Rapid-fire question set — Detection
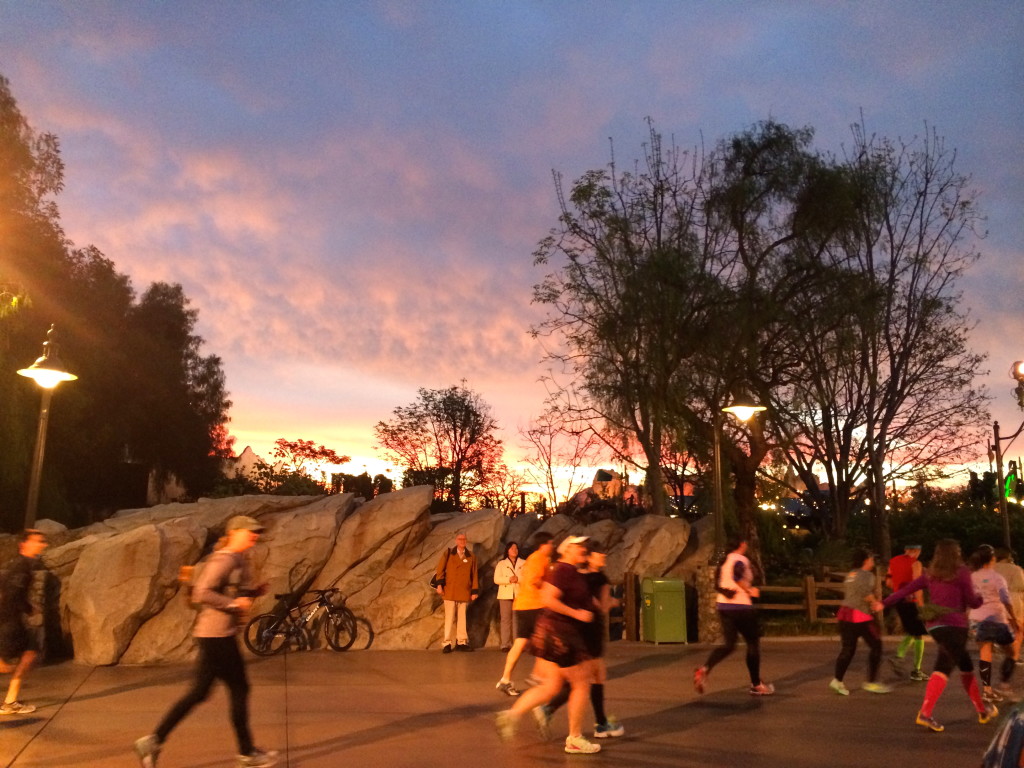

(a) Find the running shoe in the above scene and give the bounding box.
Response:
[909,669,929,682]
[829,678,850,696]
[749,682,775,696]
[983,686,1004,703]
[593,718,625,738]
[564,735,601,754]
[979,703,999,725]
[442,644,453,654]
[237,748,279,768]
[455,643,473,652]
[495,680,521,697]
[495,710,516,742]
[133,735,160,768]
[532,705,552,740]
[693,666,707,695]
[915,712,944,732]
[862,681,893,694]
[0,701,36,715]
[995,683,1018,701]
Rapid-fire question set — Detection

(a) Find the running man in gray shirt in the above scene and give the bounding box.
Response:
[134,516,278,768]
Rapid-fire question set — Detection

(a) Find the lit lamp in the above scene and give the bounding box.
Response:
[17,324,77,528]
[713,397,767,562]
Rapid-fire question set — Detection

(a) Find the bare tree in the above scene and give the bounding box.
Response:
[520,399,604,511]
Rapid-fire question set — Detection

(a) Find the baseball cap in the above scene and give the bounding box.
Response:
[226,515,265,533]
[557,535,590,556]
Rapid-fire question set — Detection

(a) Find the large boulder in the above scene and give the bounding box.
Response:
[120,594,198,664]
[348,508,504,649]
[504,513,541,549]
[604,515,691,585]
[247,494,357,615]
[666,514,715,583]
[62,517,205,665]
[310,486,433,598]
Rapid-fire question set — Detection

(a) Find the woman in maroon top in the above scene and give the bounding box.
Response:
[495,535,601,755]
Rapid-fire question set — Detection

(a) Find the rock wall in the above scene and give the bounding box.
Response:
[0,487,701,665]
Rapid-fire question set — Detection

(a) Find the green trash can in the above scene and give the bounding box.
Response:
[641,577,687,644]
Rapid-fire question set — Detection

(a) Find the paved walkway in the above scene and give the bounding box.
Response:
[0,638,1004,767]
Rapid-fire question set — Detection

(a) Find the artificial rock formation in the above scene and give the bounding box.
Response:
[0,487,697,665]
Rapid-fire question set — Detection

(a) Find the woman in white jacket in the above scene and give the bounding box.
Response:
[494,542,524,652]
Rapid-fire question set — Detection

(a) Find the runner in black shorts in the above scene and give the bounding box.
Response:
[0,529,48,716]
[495,535,602,755]
[542,543,624,738]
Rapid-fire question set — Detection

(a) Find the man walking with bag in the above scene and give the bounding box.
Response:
[134,515,276,768]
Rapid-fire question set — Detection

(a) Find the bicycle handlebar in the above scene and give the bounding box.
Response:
[272,588,342,601]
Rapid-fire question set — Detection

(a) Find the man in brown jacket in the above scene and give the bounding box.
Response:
[435,533,479,652]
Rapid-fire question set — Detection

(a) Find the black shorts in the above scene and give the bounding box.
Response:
[514,608,541,640]
[581,615,605,659]
[0,621,33,660]
[894,602,927,637]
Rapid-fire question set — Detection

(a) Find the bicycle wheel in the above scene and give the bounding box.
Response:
[324,607,358,651]
[245,613,291,656]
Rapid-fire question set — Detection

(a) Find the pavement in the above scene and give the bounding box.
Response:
[0,637,1006,768]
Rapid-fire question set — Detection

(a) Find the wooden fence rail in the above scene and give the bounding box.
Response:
[758,574,848,623]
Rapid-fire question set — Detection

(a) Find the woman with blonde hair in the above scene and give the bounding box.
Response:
[882,538,991,733]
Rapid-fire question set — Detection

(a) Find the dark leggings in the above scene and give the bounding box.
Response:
[834,620,881,682]
[929,625,974,676]
[155,636,253,754]
[704,608,761,686]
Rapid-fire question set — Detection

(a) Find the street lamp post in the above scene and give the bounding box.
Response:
[700,396,767,644]
[991,361,1024,550]
[17,325,77,528]
[712,398,767,562]
[993,420,1023,550]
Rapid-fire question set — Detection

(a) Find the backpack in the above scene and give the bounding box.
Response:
[430,550,451,589]
[179,552,241,609]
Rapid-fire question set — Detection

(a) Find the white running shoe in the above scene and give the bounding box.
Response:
[565,735,601,754]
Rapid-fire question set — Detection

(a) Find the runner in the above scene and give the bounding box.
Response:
[881,538,994,733]
[693,538,774,696]
[495,535,601,755]
[829,548,891,695]
[0,529,48,715]
[540,543,624,738]
[969,545,1018,702]
[886,543,928,681]
[495,532,554,697]
[134,516,277,768]
[992,548,1024,667]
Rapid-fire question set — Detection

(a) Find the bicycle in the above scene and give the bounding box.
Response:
[244,588,364,656]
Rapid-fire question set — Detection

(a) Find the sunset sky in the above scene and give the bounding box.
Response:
[1,2,1021,483]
